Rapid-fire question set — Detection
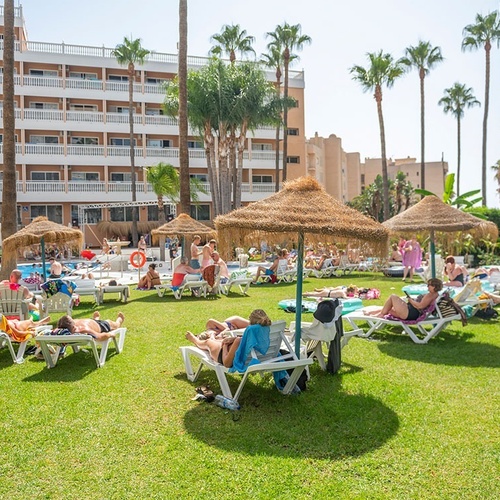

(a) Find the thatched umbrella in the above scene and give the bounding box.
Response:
[2,216,83,280]
[151,213,216,258]
[382,196,499,277]
[97,221,161,240]
[215,177,390,356]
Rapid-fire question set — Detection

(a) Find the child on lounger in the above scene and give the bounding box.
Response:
[365,278,442,319]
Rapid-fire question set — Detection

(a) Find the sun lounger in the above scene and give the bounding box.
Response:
[97,285,130,305]
[179,320,313,402]
[156,275,208,299]
[35,327,127,368]
[344,300,460,344]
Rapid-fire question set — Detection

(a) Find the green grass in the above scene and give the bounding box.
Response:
[1,272,499,499]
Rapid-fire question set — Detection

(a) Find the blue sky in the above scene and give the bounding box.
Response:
[17,0,500,207]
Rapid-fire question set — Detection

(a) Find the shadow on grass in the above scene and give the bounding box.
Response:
[181,364,398,460]
[377,328,500,368]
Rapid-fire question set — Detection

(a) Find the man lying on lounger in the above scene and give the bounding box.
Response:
[56,312,125,341]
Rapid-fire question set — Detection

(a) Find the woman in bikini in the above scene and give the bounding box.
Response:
[185,310,271,367]
[365,278,442,319]
[137,263,161,290]
[204,316,251,338]
[444,256,468,287]
[303,286,347,299]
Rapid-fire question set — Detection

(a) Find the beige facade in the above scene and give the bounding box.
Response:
[306,133,447,201]
[0,5,308,245]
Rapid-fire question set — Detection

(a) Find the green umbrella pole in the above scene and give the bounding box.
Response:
[41,237,46,281]
[294,232,304,358]
[430,229,436,279]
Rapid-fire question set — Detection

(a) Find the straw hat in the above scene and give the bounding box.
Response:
[215,177,389,258]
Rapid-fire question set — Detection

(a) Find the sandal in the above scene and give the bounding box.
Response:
[195,385,215,403]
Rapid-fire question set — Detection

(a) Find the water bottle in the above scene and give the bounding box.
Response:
[214,394,240,411]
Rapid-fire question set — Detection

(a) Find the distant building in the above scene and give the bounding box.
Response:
[306,133,448,201]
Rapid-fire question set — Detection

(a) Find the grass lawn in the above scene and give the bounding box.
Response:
[1,272,499,499]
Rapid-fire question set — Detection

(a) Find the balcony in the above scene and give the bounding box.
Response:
[0,143,282,169]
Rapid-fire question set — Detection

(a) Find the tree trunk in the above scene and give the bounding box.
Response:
[274,73,282,192]
[203,124,220,217]
[218,130,230,214]
[457,115,461,197]
[0,0,18,280]
[235,123,248,208]
[419,69,425,192]
[229,128,237,209]
[481,42,490,206]
[282,50,290,181]
[128,63,138,247]
[178,0,191,213]
[375,85,390,220]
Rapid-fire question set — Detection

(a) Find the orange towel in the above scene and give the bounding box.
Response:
[0,315,33,342]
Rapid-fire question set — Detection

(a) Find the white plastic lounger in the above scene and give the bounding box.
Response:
[35,327,127,368]
[219,276,253,296]
[344,302,460,344]
[180,320,313,402]
[97,285,130,305]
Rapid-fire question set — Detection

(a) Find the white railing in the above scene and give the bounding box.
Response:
[24,143,64,155]
[66,145,105,156]
[23,181,66,192]
[106,112,142,125]
[66,110,104,123]
[23,109,64,121]
[68,182,106,193]
[21,75,63,88]
[0,108,22,118]
[65,78,104,91]
[144,115,177,126]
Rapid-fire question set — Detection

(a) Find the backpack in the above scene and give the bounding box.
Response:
[437,291,468,326]
[475,306,499,320]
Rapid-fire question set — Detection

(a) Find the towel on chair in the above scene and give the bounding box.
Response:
[229,324,270,373]
[0,314,34,342]
[41,279,77,298]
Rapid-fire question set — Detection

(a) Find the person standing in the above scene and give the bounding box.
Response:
[402,237,422,282]
[201,239,216,270]
[138,236,147,254]
[190,235,202,270]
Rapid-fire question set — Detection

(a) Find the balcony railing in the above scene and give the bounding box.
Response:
[0,143,282,161]
[6,180,278,195]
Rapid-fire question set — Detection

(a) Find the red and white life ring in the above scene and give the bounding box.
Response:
[129,251,147,268]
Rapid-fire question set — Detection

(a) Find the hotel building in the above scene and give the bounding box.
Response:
[0,4,307,246]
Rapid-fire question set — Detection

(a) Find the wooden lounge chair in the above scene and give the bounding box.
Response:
[179,320,313,402]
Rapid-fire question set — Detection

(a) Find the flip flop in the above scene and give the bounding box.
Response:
[195,385,215,403]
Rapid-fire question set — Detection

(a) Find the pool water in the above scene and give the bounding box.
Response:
[17,262,81,279]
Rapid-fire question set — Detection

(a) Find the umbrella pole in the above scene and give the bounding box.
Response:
[294,232,304,358]
[430,229,436,279]
[41,237,46,281]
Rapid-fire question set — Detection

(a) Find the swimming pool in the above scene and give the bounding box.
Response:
[17,261,82,279]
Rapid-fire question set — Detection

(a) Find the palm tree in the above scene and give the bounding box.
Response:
[438,83,480,196]
[400,41,444,192]
[491,160,500,196]
[266,23,311,182]
[462,11,500,206]
[210,24,256,63]
[262,43,284,192]
[112,37,150,247]
[178,0,190,215]
[0,0,17,280]
[350,51,404,220]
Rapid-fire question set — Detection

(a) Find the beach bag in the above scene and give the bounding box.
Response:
[475,306,498,320]
[437,292,467,326]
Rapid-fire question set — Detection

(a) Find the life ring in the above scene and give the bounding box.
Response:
[130,251,147,268]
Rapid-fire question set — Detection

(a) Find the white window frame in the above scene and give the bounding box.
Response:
[71,172,99,182]
[68,72,98,80]
[69,104,98,112]
[110,137,136,146]
[30,171,60,182]
[29,102,59,110]
[30,205,63,224]
[29,69,58,77]
[30,135,59,144]
[70,137,99,145]
[252,143,273,151]
[108,75,128,82]
[252,175,273,184]
[147,139,171,148]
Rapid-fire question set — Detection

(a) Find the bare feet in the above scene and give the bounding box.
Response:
[185,331,197,343]
[117,312,125,322]
[93,311,101,320]
[37,316,51,326]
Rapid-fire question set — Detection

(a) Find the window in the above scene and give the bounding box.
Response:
[147,139,171,148]
[252,143,272,151]
[69,72,97,80]
[110,138,136,146]
[286,128,299,136]
[145,108,164,115]
[148,204,174,221]
[31,172,60,181]
[187,141,203,149]
[69,104,98,112]
[252,175,273,183]
[70,137,98,145]
[110,172,134,182]
[190,174,208,183]
[110,207,133,222]
[29,69,58,77]
[361,174,365,185]
[109,106,132,113]
[71,205,102,225]
[416,171,419,176]
[0,134,19,143]
[29,102,58,110]
[30,205,63,224]
[108,75,129,82]
[191,204,210,221]
[146,77,167,84]
[71,172,99,182]
[287,156,300,164]
[30,135,59,144]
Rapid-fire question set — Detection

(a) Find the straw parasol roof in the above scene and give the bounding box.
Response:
[215,176,389,258]
[151,213,216,243]
[2,216,83,252]
[382,195,498,239]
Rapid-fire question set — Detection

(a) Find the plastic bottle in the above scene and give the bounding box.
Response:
[214,394,240,411]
